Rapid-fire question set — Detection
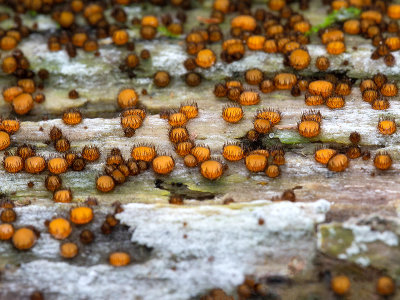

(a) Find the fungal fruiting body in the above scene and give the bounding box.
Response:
[245,154,267,172]
[222,104,243,123]
[331,276,351,296]
[25,156,46,174]
[12,227,37,250]
[256,109,281,125]
[117,89,138,109]
[109,252,131,267]
[298,120,321,138]
[48,158,68,174]
[131,145,156,162]
[328,154,349,172]
[374,152,392,170]
[3,156,23,173]
[378,118,396,135]
[200,160,223,180]
[48,218,72,240]
[70,207,93,225]
[191,146,211,163]
[152,155,175,175]
[60,242,79,259]
[53,189,73,203]
[376,276,395,296]
[222,144,244,161]
[96,175,115,192]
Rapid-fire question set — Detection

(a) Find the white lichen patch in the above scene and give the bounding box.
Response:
[0,200,330,300]
[319,218,399,268]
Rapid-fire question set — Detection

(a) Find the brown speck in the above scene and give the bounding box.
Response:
[68,89,79,99]
[27,181,34,188]
[39,127,43,131]
[223,198,234,205]
[258,218,265,225]
[183,234,187,239]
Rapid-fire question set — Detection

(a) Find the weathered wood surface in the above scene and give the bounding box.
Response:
[1,0,400,299]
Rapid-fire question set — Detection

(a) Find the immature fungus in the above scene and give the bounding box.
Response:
[154,71,171,88]
[245,69,263,85]
[222,144,244,161]
[374,152,392,170]
[328,154,349,172]
[305,93,324,106]
[48,158,68,174]
[347,146,361,159]
[12,93,34,115]
[315,148,337,164]
[169,127,189,143]
[109,252,131,267]
[274,73,297,90]
[112,29,129,45]
[378,118,396,135]
[381,83,398,97]
[12,227,37,250]
[298,120,320,138]
[60,242,79,259]
[131,145,156,162]
[362,89,378,103]
[121,115,142,130]
[1,208,16,223]
[3,155,23,173]
[315,56,330,71]
[326,41,346,55]
[70,207,93,225]
[2,86,23,102]
[245,154,267,172]
[62,109,82,125]
[259,79,275,93]
[82,145,100,161]
[96,175,115,192]
[325,95,345,109]
[331,275,351,296]
[200,160,224,180]
[265,164,280,178]
[49,218,72,240]
[152,155,175,175]
[253,119,272,134]
[256,108,281,125]
[222,104,244,123]
[25,156,46,174]
[231,15,257,31]
[376,276,395,296]
[175,141,194,157]
[169,112,188,127]
[45,175,62,192]
[53,189,73,203]
[308,80,333,98]
[55,138,71,153]
[184,154,198,167]
[289,48,310,70]
[191,145,211,162]
[50,126,62,141]
[117,88,138,109]
[0,223,14,240]
[179,102,198,119]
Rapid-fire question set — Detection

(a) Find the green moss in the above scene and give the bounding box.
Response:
[319,224,354,256]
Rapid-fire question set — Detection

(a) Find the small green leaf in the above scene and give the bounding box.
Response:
[305,7,361,36]
[157,26,181,39]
